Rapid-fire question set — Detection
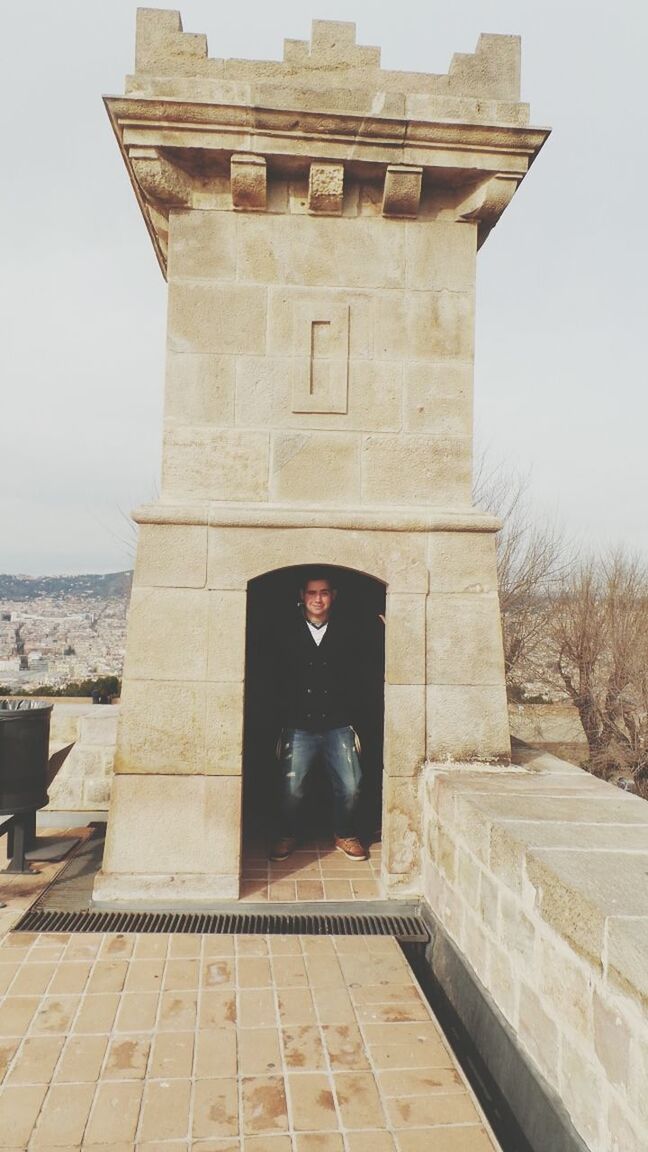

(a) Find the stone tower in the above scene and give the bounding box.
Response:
[94,10,548,905]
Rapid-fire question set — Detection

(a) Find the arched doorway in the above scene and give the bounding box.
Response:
[242,565,386,856]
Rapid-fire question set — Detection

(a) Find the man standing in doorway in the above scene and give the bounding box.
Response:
[269,569,368,862]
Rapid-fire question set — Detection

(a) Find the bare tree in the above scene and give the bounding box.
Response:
[473,458,567,696]
[549,552,648,797]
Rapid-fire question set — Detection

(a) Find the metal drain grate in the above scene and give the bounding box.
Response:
[12,907,429,942]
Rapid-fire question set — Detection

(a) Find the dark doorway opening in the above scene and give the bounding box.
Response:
[243,566,386,850]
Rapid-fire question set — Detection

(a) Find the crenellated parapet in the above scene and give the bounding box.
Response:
[106,10,548,273]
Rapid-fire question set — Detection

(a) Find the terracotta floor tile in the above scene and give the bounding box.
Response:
[48,962,92,995]
[237,957,273,988]
[64,936,102,961]
[193,1077,239,1139]
[269,882,297,902]
[0,962,21,994]
[114,992,159,1033]
[295,1134,345,1151]
[356,1003,431,1024]
[237,1027,281,1076]
[310,987,356,1025]
[86,959,129,995]
[169,934,202,959]
[286,1072,337,1132]
[104,1035,151,1079]
[72,993,120,1035]
[5,1035,64,1084]
[83,1079,143,1144]
[132,934,169,959]
[277,988,318,1027]
[395,1126,498,1151]
[377,1068,464,1096]
[346,1134,397,1151]
[163,959,200,990]
[296,881,325,901]
[100,933,134,959]
[203,937,236,958]
[321,1024,369,1071]
[149,1031,194,1079]
[350,986,421,1006]
[123,959,165,992]
[8,963,56,996]
[194,1029,237,1080]
[0,1037,18,1081]
[271,955,308,988]
[350,878,381,899]
[138,1078,191,1142]
[31,995,81,1035]
[202,959,235,988]
[0,1082,47,1146]
[303,956,344,989]
[385,1092,482,1128]
[158,990,198,1031]
[333,1070,386,1129]
[300,937,336,956]
[322,880,353,900]
[54,1034,108,1083]
[244,1136,292,1151]
[282,1024,326,1071]
[199,990,236,1030]
[140,1143,189,1152]
[30,1081,95,1146]
[268,936,303,957]
[236,938,269,957]
[240,881,268,901]
[238,989,276,1029]
[241,1074,289,1135]
[0,995,41,1036]
[190,1137,240,1150]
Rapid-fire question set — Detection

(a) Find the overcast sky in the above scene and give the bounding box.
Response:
[1,1,645,574]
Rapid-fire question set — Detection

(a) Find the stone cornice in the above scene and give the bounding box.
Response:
[132,502,503,534]
[105,94,549,275]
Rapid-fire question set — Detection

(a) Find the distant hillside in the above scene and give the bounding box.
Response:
[0,571,133,601]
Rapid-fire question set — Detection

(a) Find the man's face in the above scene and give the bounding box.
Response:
[301,579,335,624]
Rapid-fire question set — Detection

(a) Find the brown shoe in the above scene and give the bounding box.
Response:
[335,836,368,861]
[269,837,296,861]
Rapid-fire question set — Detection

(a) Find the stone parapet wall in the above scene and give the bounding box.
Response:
[422,746,648,1152]
[46,703,117,812]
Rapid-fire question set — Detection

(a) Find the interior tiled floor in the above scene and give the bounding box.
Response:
[0,928,502,1151]
[240,839,384,903]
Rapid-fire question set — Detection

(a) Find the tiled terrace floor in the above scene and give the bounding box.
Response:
[240,840,384,903]
[0,832,502,1151]
[0,928,502,1151]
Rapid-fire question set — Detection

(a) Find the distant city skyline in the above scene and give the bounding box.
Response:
[1,1,646,574]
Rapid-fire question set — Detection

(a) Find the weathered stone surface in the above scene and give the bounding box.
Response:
[162,426,269,501]
[426,684,510,760]
[165,353,236,427]
[204,682,244,774]
[134,523,208,589]
[168,283,266,355]
[403,362,472,435]
[168,210,236,281]
[383,684,426,778]
[115,680,206,776]
[362,434,471,506]
[207,526,429,592]
[271,432,361,503]
[607,917,648,1007]
[99,773,241,877]
[122,588,209,682]
[207,591,246,682]
[374,291,474,361]
[427,532,499,594]
[308,162,344,215]
[231,153,267,210]
[405,220,476,291]
[426,594,506,685]
[382,165,422,218]
[385,594,426,684]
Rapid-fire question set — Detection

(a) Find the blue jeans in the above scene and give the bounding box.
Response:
[277,726,362,839]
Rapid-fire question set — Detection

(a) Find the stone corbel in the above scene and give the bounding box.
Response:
[457,174,519,244]
[130,149,193,208]
[382,165,423,218]
[231,154,267,211]
[308,163,344,215]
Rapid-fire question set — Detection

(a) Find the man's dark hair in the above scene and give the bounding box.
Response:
[299,567,337,591]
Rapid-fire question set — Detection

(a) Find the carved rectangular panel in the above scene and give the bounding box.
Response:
[292,303,349,414]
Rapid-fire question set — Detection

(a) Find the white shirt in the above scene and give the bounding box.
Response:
[306,620,328,646]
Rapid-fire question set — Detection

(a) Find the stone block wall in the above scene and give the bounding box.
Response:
[46,703,117,811]
[422,747,648,1152]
